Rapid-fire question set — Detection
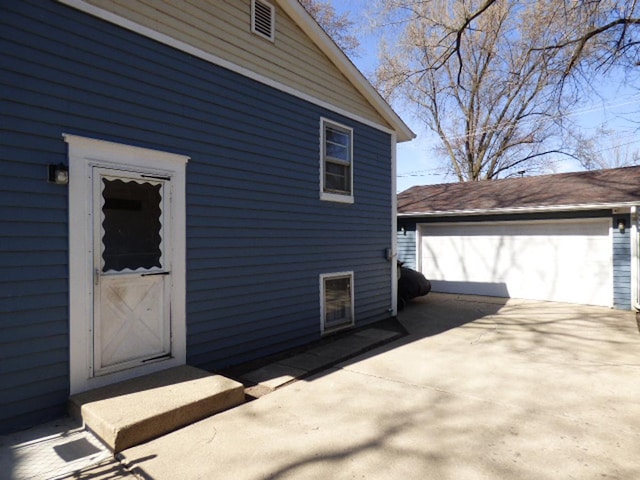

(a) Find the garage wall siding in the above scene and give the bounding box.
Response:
[1,0,393,433]
[398,211,634,309]
[397,222,417,269]
[613,214,631,309]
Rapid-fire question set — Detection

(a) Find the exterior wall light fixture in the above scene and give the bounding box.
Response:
[618,218,626,233]
[48,163,69,185]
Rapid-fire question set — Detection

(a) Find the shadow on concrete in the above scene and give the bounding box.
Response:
[116,292,640,479]
[230,293,640,479]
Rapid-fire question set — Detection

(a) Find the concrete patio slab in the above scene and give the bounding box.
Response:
[119,294,640,480]
[5,294,639,479]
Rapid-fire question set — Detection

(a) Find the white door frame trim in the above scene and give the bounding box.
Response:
[65,134,189,394]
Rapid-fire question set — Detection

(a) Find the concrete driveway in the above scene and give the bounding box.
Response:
[120,293,640,479]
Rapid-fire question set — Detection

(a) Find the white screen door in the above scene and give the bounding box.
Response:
[92,168,172,376]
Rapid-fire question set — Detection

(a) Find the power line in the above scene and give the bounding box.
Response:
[397,171,448,177]
[441,94,640,142]
[397,166,445,175]
[397,131,640,179]
[589,137,640,157]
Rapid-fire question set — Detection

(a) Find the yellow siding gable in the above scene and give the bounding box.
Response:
[76,0,393,131]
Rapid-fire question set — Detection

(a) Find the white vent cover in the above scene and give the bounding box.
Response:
[252,0,275,41]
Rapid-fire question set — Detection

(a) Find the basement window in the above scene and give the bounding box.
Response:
[252,0,275,42]
[320,272,354,333]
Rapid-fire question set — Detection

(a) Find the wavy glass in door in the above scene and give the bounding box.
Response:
[101,178,163,272]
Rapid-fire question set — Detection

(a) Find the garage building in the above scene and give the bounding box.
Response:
[397,166,640,309]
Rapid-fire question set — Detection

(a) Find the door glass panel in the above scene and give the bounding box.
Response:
[102,178,162,272]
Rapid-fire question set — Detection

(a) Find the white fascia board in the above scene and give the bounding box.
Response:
[57,0,414,142]
[398,201,640,218]
[275,0,415,143]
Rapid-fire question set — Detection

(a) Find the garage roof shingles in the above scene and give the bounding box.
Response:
[398,165,640,215]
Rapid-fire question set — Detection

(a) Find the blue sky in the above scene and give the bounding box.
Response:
[326,0,640,192]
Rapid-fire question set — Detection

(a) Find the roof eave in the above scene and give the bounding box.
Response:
[276,0,415,143]
[397,201,640,218]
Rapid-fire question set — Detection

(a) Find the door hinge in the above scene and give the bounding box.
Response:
[141,174,171,181]
[142,353,171,363]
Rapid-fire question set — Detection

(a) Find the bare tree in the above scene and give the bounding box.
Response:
[374,0,640,181]
[576,126,640,170]
[530,0,640,76]
[299,0,360,57]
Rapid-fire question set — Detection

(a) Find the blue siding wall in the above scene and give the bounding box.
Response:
[398,211,633,309]
[613,214,631,309]
[397,222,417,269]
[1,1,393,432]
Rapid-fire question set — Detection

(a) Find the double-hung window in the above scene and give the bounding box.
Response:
[320,272,354,333]
[321,118,354,203]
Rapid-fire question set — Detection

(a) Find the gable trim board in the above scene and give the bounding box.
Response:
[274,1,413,141]
[57,0,414,143]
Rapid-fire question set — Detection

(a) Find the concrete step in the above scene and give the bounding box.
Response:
[69,365,245,453]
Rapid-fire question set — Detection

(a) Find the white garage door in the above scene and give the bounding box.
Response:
[419,219,612,306]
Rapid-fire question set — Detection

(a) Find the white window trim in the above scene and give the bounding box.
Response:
[320,271,355,334]
[65,134,189,394]
[320,118,354,204]
[251,0,275,42]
